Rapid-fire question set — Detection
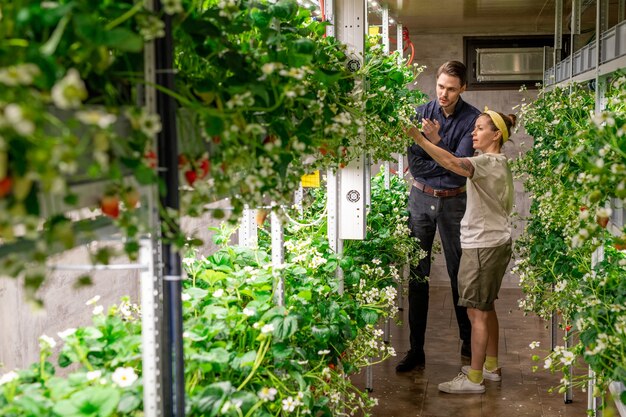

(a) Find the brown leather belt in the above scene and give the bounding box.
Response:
[412,180,466,198]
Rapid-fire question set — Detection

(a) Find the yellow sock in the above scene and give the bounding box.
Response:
[468,369,483,383]
[484,356,498,371]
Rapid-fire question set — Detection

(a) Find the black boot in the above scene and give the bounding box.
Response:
[395,350,425,372]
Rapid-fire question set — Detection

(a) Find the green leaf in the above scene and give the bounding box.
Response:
[360,308,379,325]
[12,394,48,415]
[57,351,74,368]
[296,289,312,301]
[204,114,224,136]
[270,343,294,361]
[117,391,141,414]
[231,350,257,369]
[206,347,230,364]
[271,314,298,341]
[103,28,143,52]
[186,287,209,299]
[311,325,330,342]
[52,387,120,417]
[250,9,271,28]
[270,0,298,19]
[230,391,259,415]
[134,164,156,185]
[198,269,228,286]
[291,38,315,55]
[195,381,235,414]
[74,14,103,45]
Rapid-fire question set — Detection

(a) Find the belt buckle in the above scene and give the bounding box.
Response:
[433,189,445,197]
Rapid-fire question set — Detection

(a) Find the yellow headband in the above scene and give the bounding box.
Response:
[484,107,509,143]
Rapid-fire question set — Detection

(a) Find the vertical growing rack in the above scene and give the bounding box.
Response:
[544,1,626,415]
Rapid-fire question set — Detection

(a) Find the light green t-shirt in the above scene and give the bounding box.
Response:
[460,153,513,248]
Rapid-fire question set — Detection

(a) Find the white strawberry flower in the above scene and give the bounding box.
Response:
[111,367,138,388]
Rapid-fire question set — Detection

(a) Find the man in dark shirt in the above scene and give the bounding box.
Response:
[396,61,480,372]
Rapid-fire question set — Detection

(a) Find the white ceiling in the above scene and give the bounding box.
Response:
[371,0,618,35]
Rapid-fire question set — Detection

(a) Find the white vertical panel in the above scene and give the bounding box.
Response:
[381,6,390,190]
[294,185,304,216]
[325,0,335,37]
[327,169,339,253]
[140,238,159,417]
[336,0,367,240]
[396,23,405,180]
[142,1,161,414]
[339,157,367,240]
[238,206,258,248]
[271,207,284,306]
[382,4,389,54]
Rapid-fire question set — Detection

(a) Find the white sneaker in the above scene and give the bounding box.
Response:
[438,373,485,394]
[461,365,502,382]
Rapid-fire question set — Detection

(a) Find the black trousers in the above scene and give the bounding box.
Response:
[407,187,472,355]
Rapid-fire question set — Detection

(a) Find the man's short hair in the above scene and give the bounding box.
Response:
[436,61,468,87]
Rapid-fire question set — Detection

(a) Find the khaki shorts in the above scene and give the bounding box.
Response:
[458,240,512,311]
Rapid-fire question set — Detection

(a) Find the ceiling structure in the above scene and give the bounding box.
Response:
[371,0,614,36]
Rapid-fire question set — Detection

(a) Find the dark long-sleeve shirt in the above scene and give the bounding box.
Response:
[408,97,480,190]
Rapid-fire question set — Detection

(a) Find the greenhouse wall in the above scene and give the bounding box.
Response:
[0,247,140,372]
[0,207,231,372]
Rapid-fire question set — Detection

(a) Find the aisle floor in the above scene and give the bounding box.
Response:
[352,281,589,417]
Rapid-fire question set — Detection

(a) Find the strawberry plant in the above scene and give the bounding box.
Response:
[512,76,626,396]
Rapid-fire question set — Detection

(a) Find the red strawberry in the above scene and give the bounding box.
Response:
[178,154,188,168]
[144,150,157,169]
[101,195,120,218]
[212,135,221,144]
[199,159,210,179]
[596,215,609,228]
[0,177,12,198]
[185,170,197,186]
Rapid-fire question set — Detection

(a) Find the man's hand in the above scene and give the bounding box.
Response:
[421,118,441,144]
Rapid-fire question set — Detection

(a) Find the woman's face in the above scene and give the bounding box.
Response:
[471,115,501,152]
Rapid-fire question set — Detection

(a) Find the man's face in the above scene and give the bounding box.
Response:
[436,73,465,111]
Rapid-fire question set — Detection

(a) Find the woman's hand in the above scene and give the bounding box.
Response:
[406,125,426,146]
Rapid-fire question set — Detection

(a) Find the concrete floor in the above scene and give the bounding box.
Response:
[352,271,590,417]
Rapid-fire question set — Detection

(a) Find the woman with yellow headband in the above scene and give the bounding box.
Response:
[406,108,516,394]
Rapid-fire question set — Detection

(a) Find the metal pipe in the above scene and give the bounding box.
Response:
[554,0,563,64]
[153,2,185,415]
[47,263,149,271]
